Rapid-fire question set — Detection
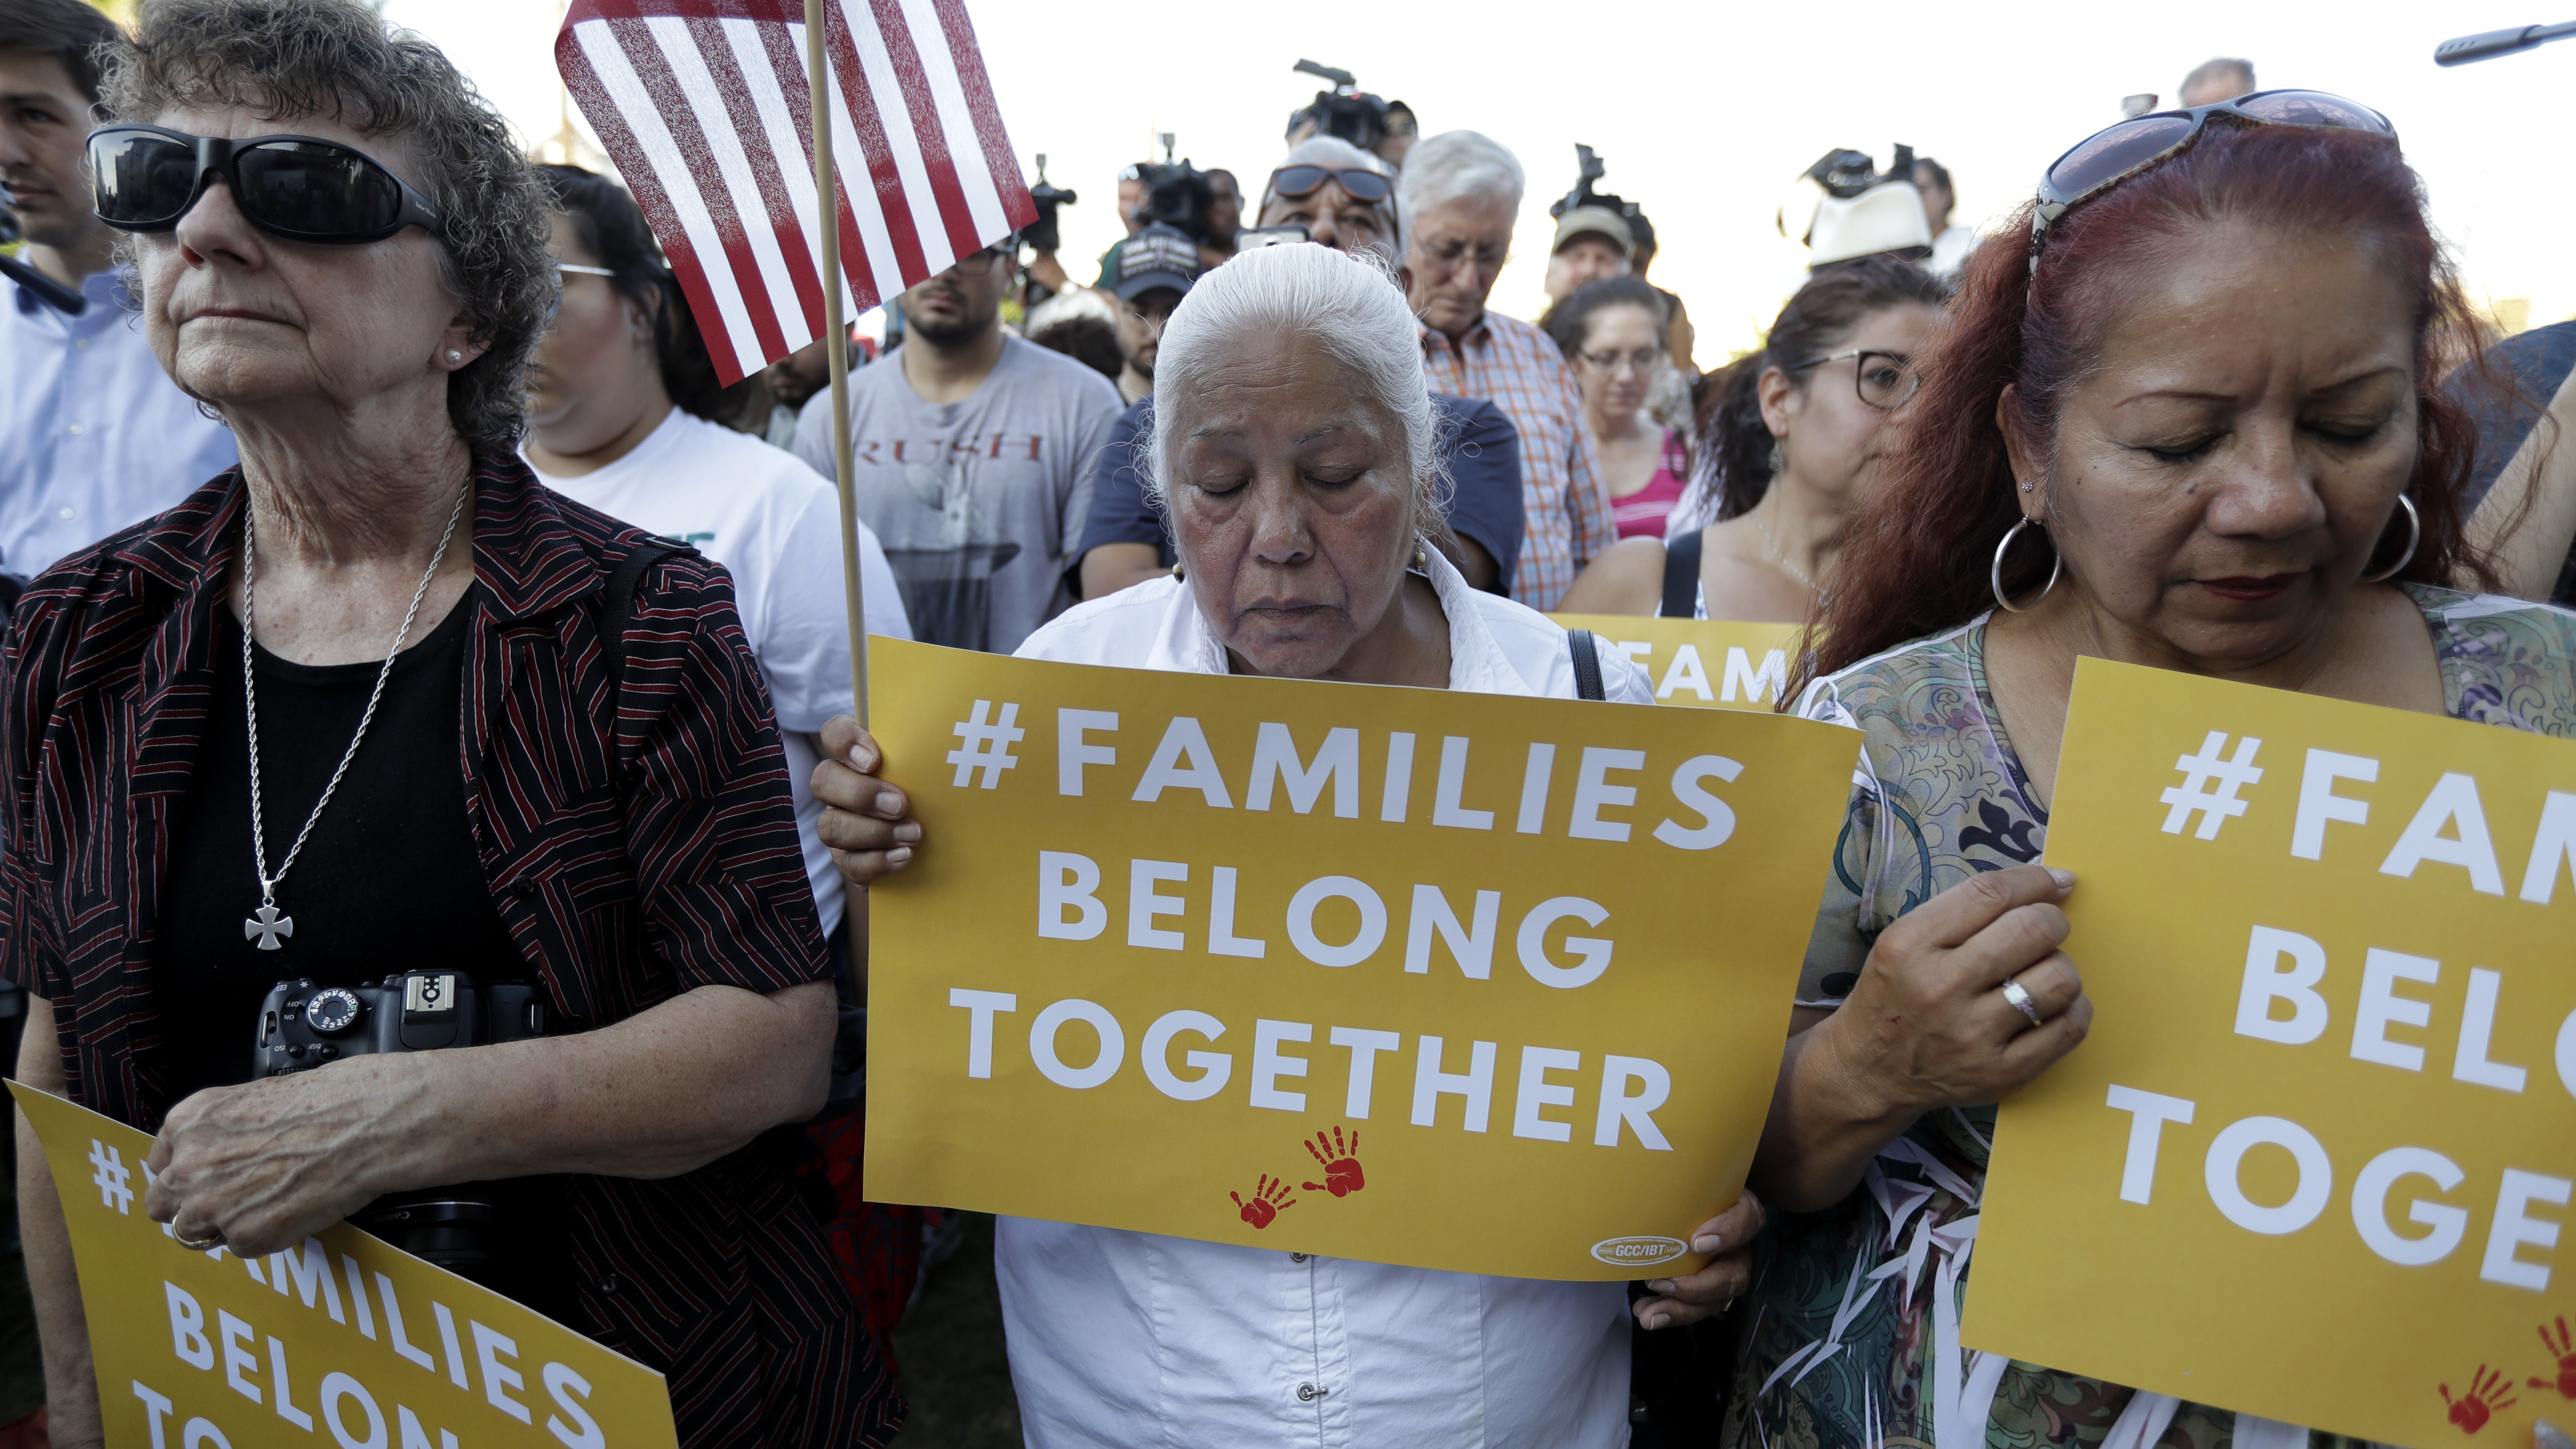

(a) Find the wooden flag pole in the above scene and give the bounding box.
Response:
[805,0,867,727]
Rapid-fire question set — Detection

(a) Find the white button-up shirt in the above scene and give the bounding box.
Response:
[0,272,238,579]
[998,554,1651,1449]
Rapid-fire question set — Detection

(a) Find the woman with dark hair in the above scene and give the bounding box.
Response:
[526,163,910,967]
[4,5,897,1445]
[1546,276,1687,540]
[1719,96,2576,1446]
[1556,257,1947,621]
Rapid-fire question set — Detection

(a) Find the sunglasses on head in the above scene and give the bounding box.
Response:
[1268,165,1392,204]
[88,123,442,245]
[2028,90,2392,274]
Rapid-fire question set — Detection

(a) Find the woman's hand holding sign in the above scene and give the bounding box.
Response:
[1755,864,2094,1213]
[816,716,922,884]
[1632,1189,1767,1329]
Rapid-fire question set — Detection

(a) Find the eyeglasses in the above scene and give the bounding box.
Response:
[1414,236,1510,276]
[88,123,442,244]
[1787,348,1918,410]
[1578,347,1662,375]
[1268,165,1393,203]
[2029,89,2393,273]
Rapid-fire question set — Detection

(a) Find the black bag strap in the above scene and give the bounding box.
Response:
[1567,628,1607,701]
[600,538,688,690]
[1659,527,1704,619]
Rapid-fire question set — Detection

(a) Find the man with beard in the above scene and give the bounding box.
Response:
[0,0,237,585]
[793,241,1122,652]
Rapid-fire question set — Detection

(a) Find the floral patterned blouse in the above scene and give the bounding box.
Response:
[1727,584,2576,1449]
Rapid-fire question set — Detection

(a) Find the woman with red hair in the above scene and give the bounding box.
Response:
[1668,96,2576,1445]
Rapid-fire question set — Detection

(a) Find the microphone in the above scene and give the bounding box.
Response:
[0,182,87,316]
[2435,19,2576,64]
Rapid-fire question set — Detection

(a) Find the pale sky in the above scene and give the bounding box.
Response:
[384,0,2573,360]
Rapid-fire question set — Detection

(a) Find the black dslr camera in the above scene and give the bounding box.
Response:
[1288,61,1406,155]
[257,972,549,1280]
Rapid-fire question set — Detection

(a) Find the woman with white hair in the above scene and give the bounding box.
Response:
[814,242,1763,1445]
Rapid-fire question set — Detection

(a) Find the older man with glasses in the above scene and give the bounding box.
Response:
[792,236,1123,653]
[1401,131,1616,612]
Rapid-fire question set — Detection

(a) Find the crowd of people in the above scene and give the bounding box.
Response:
[0,0,2572,1445]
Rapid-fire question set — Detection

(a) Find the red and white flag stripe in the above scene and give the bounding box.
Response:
[556,0,1034,385]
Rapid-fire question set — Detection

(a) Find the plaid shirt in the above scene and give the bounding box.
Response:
[0,457,898,1448]
[1419,311,1614,610]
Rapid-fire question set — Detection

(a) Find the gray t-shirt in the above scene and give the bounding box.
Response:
[794,332,1123,652]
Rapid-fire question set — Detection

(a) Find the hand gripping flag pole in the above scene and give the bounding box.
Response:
[556,0,1038,727]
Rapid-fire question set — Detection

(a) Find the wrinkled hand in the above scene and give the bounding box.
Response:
[812,715,921,887]
[1633,1190,1766,1330]
[1820,864,2092,1122]
[145,1059,413,1259]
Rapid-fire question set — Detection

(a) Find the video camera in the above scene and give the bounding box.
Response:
[257,971,550,1281]
[1802,144,1916,200]
[1550,145,1655,259]
[1135,134,1217,243]
[1287,60,1408,156]
[1024,153,1076,255]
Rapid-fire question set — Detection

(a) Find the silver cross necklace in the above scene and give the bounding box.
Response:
[239,485,468,951]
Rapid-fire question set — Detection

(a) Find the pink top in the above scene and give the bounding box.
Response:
[1612,431,1689,540]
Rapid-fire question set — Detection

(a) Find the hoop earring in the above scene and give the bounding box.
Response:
[2359,493,2420,584]
[1990,516,2062,613]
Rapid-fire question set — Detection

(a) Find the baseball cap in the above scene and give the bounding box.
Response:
[1114,223,1201,301]
[1551,206,1635,257]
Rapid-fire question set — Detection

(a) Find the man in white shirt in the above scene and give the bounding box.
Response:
[0,0,238,581]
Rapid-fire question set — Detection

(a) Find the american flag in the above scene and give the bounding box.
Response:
[556,0,1035,385]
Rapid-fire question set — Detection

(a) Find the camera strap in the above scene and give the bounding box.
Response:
[598,538,692,691]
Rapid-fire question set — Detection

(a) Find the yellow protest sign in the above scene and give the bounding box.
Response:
[862,638,1858,1281]
[10,1082,678,1449]
[1548,615,1806,711]
[1967,658,2576,1445]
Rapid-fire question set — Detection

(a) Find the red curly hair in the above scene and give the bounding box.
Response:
[1801,119,2498,689]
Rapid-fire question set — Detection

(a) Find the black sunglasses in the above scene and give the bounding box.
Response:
[88,123,443,244]
[1268,165,1393,204]
[2029,90,2393,273]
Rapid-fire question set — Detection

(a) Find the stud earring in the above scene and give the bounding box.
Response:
[446,349,463,364]
[2020,480,2034,493]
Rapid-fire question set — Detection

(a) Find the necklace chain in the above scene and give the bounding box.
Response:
[242,485,469,909]
[1750,508,1828,602]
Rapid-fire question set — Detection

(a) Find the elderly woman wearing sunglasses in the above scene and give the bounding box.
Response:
[3,3,896,1446]
[1717,93,2576,1447]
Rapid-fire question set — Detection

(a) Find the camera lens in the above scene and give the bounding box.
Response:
[303,988,364,1036]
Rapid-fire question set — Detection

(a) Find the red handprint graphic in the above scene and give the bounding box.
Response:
[2442,1365,2519,1434]
[1230,1175,1296,1229]
[1300,1126,1365,1198]
[2531,1316,2576,1400]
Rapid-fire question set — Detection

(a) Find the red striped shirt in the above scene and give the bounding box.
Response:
[0,456,899,1447]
